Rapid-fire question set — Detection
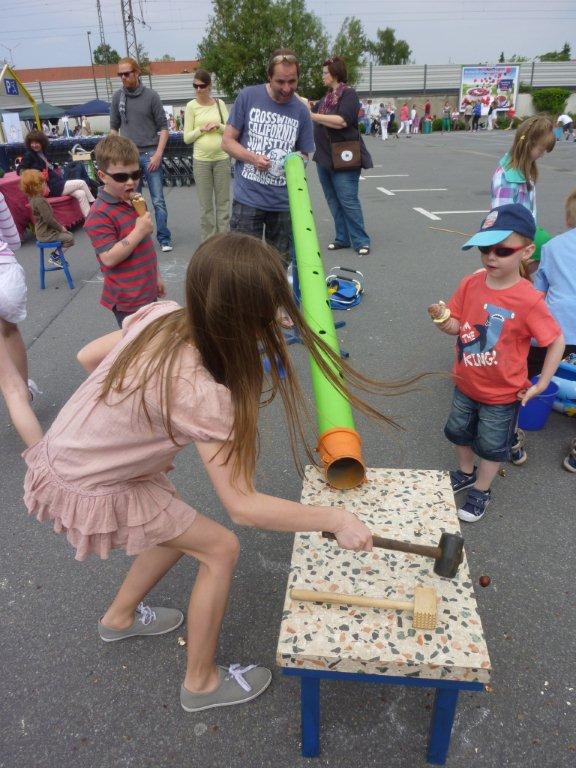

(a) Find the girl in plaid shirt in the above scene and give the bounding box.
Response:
[491,116,555,221]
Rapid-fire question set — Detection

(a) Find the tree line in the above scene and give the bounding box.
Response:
[93,1,411,99]
[93,0,571,101]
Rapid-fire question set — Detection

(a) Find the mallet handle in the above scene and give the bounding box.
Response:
[291,588,413,613]
[322,531,441,560]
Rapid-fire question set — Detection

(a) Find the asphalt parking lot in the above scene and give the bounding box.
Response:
[2,130,575,768]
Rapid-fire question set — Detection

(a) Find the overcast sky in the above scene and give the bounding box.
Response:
[1,0,573,70]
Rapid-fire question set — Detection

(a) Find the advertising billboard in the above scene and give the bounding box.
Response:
[459,65,520,113]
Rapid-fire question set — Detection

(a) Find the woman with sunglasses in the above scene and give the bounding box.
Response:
[184,70,230,242]
[18,130,95,216]
[309,57,372,256]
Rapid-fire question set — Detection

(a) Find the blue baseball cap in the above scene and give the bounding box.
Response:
[462,204,536,250]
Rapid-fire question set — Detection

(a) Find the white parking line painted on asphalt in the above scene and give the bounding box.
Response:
[413,207,489,221]
[392,188,447,192]
[432,209,488,215]
[378,187,447,197]
[413,207,441,220]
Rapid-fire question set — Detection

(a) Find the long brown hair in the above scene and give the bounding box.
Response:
[508,116,555,187]
[100,234,424,488]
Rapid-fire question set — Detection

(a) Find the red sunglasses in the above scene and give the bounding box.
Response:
[478,244,526,257]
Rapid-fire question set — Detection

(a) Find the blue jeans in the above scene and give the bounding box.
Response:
[316,164,370,251]
[138,151,171,246]
[444,387,520,462]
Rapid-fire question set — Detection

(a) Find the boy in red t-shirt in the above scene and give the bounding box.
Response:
[428,204,565,522]
[84,135,165,327]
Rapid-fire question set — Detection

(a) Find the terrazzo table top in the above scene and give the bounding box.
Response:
[277,467,491,684]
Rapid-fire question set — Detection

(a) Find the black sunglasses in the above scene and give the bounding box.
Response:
[103,169,142,182]
[193,82,208,90]
[478,244,526,257]
[118,70,135,78]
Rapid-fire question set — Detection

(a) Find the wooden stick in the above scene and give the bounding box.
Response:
[428,226,472,236]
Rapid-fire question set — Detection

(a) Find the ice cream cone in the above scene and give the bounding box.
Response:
[131,194,147,217]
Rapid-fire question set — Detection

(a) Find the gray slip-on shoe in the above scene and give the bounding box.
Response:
[98,602,184,642]
[180,664,272,712]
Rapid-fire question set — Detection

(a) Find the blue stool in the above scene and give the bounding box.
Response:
[36,241,75,290]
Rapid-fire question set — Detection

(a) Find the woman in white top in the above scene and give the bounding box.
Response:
[184,70,230,242]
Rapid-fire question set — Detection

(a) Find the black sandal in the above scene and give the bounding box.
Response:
[357,246,370,256]
[327,243,349,251]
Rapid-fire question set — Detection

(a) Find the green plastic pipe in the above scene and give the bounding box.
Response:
[284,153,365,488]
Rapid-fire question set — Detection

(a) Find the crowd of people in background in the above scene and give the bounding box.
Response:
[357,93,520,136]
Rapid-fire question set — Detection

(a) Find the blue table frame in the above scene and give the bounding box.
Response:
[282,667,485,765]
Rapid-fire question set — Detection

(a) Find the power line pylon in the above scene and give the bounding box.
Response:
[96,0,113,100]
[120,0,140,63]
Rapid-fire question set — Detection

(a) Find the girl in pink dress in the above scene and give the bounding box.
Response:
[23,232,419,713]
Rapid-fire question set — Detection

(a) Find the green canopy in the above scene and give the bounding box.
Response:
[19,103,65,120]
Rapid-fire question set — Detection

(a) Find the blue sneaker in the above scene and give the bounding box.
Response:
[458,488,491,523]
[450,467,477,493]
[563,439,576,473]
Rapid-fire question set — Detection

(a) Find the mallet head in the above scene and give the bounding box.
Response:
[434,532,464,578]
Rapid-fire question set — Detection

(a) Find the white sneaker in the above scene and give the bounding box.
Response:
[28,379,42,402]
[161,244,173,253]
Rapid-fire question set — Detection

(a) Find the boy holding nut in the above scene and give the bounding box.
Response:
[429,204,564,522]
[84,134,165,328]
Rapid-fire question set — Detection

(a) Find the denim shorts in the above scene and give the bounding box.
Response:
[444,387,520,462]
[229,201,291,267]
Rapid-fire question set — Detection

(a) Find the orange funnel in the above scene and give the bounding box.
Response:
[317,427,365,490]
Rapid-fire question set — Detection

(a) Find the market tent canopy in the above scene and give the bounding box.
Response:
[66,99,110,117]
[19,102,64,120]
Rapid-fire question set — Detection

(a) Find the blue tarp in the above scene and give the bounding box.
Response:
[66,99,110,117]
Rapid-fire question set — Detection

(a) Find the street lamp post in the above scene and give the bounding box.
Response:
[86,31,99,98]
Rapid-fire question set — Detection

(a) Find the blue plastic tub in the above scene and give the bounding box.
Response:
[518,377,559,431]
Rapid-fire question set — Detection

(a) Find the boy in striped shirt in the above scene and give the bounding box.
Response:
[85,135,165,327]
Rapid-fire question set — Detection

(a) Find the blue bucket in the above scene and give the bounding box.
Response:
[518,377,559,431]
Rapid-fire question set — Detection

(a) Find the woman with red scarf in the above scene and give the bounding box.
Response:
[309,57,372,256]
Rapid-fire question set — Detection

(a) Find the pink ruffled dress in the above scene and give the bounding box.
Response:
[23,301,233,561]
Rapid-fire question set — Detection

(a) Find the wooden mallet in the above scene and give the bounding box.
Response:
[322,531,464,579]
[290,586,438,630]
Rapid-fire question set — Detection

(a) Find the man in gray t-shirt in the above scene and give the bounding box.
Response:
[222,49,314,266]
[110,57,172,251]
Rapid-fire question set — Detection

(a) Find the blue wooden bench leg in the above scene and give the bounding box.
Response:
[59,250,75,290]
[301,676,320,757]
[39,248,46,290]
[427,687,460,765]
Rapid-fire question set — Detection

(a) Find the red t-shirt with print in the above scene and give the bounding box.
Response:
[446,272,560,404]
